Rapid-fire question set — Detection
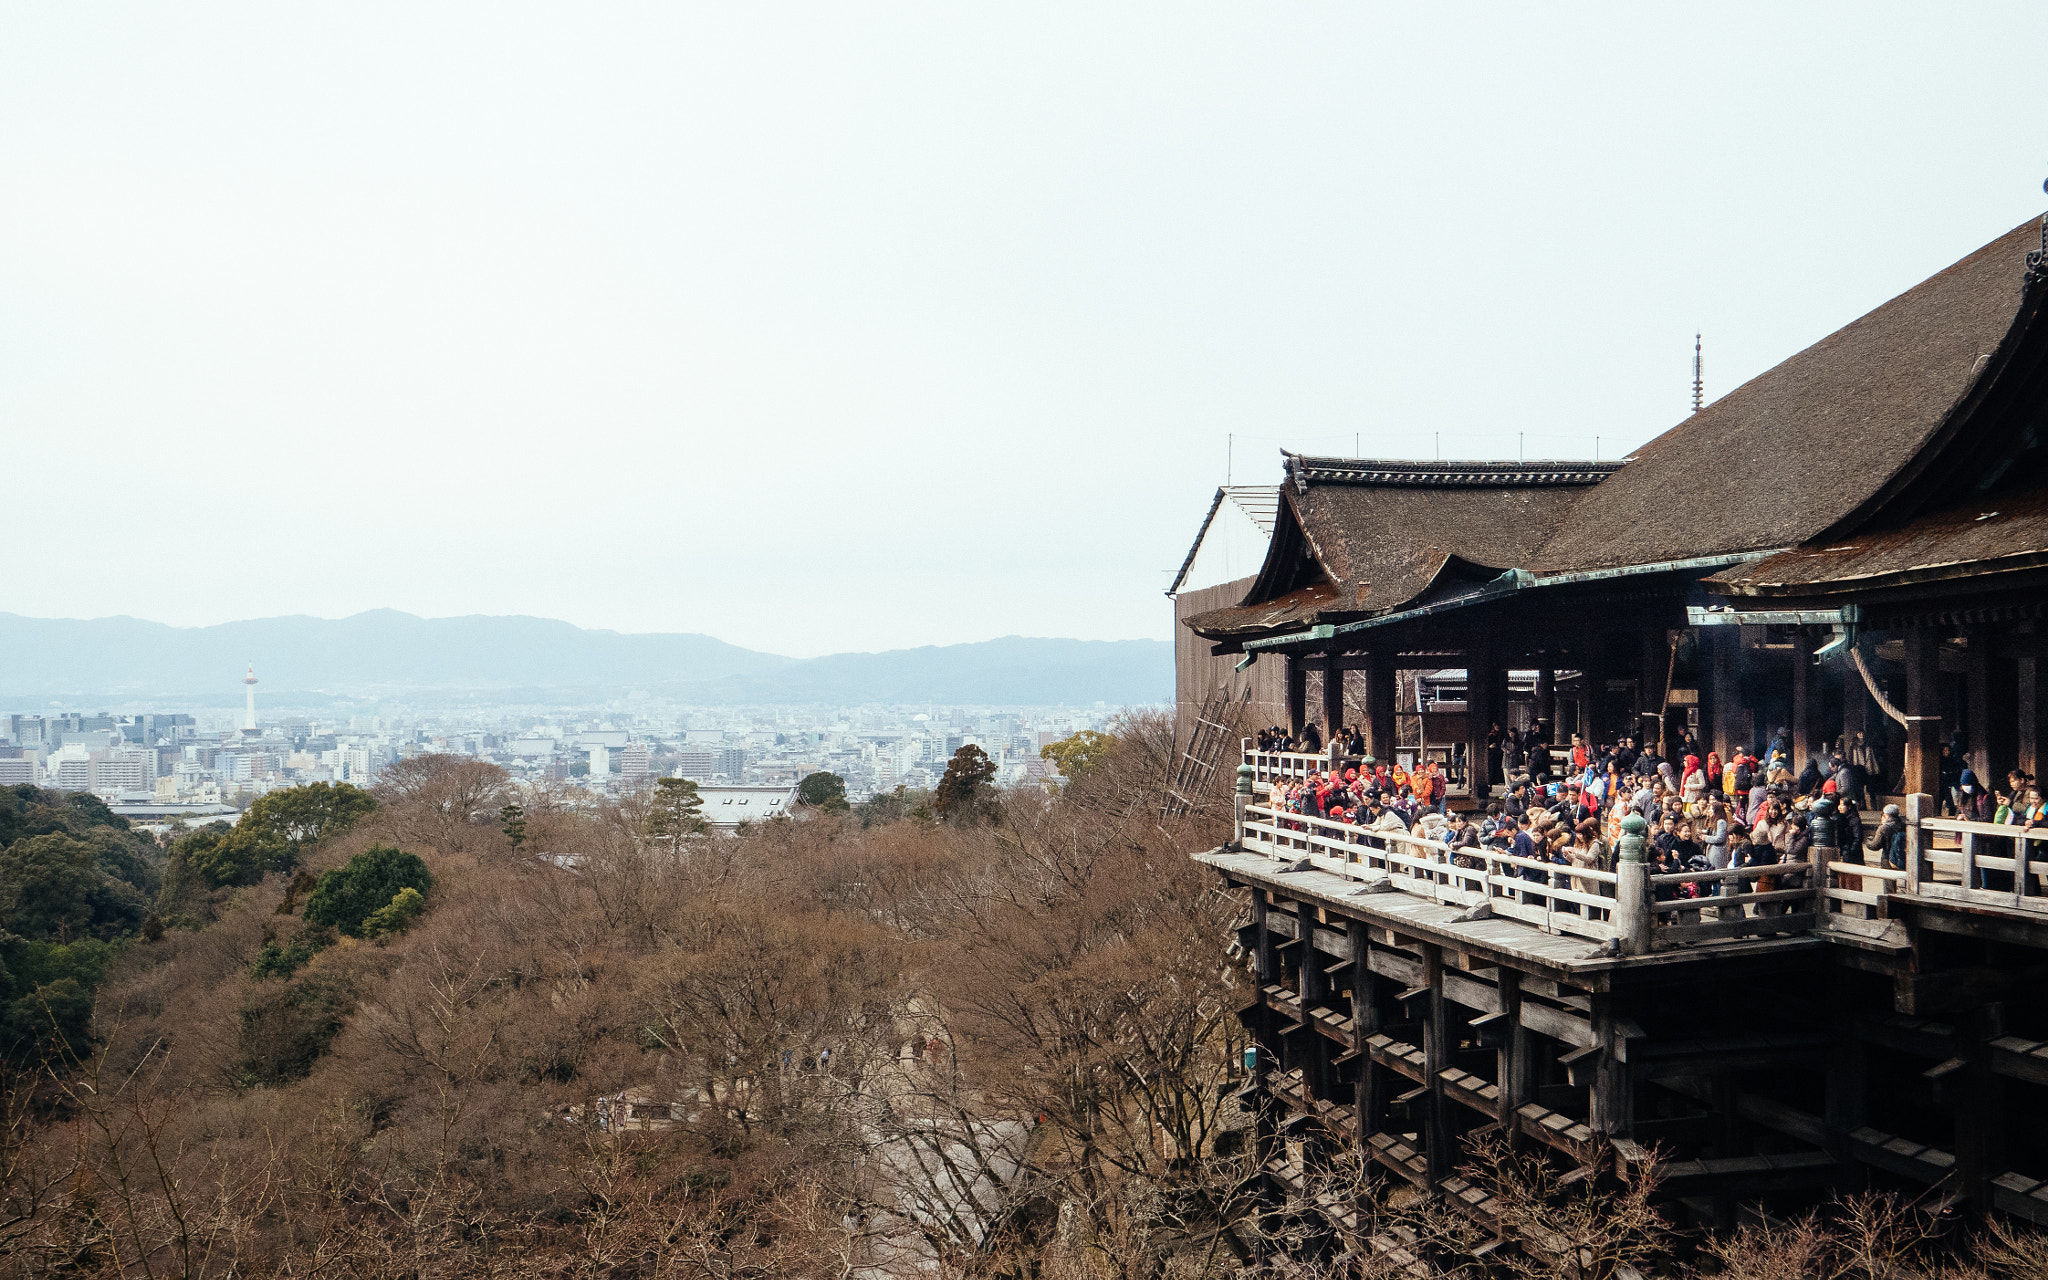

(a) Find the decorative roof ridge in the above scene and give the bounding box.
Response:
[1282,452,1625,492]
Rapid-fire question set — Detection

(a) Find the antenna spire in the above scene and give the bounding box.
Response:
[1691,333,1704,414]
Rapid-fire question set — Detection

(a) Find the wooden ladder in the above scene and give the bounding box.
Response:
[1163,689,1239,817]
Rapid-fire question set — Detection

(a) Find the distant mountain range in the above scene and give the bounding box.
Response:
[0,611,1169,707]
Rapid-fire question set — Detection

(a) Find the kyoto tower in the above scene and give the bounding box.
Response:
[242,663,260,735]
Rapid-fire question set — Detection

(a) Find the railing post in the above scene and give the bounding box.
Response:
[1234,762,1254,849]
[1810,796,1838,921]
[2018,832,2033,909]
[1906,793,1927,893]
[1615,814,1652,955]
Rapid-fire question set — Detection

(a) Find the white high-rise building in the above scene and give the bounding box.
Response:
[242,663,260,735]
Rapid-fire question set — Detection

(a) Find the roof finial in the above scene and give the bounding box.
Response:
[1691,333,1704,414]
[2028,174,2048,290]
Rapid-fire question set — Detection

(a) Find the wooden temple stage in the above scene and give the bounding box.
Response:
[1209,748,2048,1236]
[1175,210,2048,1239]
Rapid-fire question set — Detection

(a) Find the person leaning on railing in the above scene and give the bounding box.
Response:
[1867,804,1907,873]
[1724,825,1757,914]
[1445,808,1483,869]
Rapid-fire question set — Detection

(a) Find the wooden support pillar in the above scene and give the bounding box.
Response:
[1285,658,1307,739]
[1467,643,1499,798]
[1711,1074,1742,1232]
[1589,994,1632,1138]
[1824,973,1868,1193]
[1252,889,1276,986]
[1989,654,2020,788]
[1248,889,1278,1169]
[1497,969,1529,1150]
[1366,652,1397,765]
[1966,628,1990,785]
[1904,630,1944,798]
[1711,625,1739,762]
[1297,901,1328,1099]
[2022,651,2048,782]
[1793,633,1816,771]
[1349,922,1383,1145]
[1954,1006,2008,1211]
[1421,944,1450,1185]
[1639,630,1667,757]
[1969,630,2019,785]
[1321,655,1346,748]
[1579,630,1609,749]
[1535,667,1557,743]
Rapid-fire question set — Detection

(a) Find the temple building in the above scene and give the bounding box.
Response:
[1178,212,2048,1251]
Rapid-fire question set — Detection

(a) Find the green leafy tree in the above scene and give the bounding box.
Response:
[249,928,330,980]
[0,936,119,1063]
[63,791,129,832]
[796,771,849,812]
[499,802,527,848]
[934,744,998,821]
[646,776,706,852]
[175,824,264,891]
[360,886,426,939]
[158,783,377,895]
[155,822,235,918]
[304,846,433,939]
[0,833,146,943]
[1040,729,1114,781]
[854,784,932,828]
[219,782,378,882]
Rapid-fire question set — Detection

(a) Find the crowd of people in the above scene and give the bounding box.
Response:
[1247,719,2048,918]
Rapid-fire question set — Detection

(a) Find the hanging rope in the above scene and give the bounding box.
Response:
[1849,643,1940,725]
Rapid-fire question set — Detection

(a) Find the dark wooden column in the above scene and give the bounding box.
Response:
[2021,647,2048,781]
[1297,900,1329,1099]
[1711,626,1740,761]
[1639,630,1668,757]
[1989,654,2020,787]
[1420,944,1450,1185]
[1285,658,1307,739]
[1589,994,1633,1138]
[1467,643,1499,798]
[1579,630,1610,750]
[1249,888,1279,1168]
[1348,922,1383,1147]
[1793,633,1816,770]
[1823,971,1867,1192]
[1904,629,1944,798]
[1252,888,1277,986]
[1321,655,1346,747]
[1967,629,2018,785]
[1535,667,1557,743]
[1954,1008,2007,1212]
[1497,969,1529,1150]
[1365,653,1397,764]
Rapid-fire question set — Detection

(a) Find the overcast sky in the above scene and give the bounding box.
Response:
[4,5,2043,657]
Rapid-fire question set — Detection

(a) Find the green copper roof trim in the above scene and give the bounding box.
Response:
[1242,550,1779,653]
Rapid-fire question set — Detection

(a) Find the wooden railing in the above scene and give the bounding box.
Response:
[1245,748,1333,784]
[1241,803,1620,944]
[1243,740,1472,794]
[1236,735,1871,950]
[1904,797,2048,913]
[1814,859,1909,922]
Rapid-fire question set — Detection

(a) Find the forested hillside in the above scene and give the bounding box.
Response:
[0,717,1256,1276]
[7,729,2048,1278]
